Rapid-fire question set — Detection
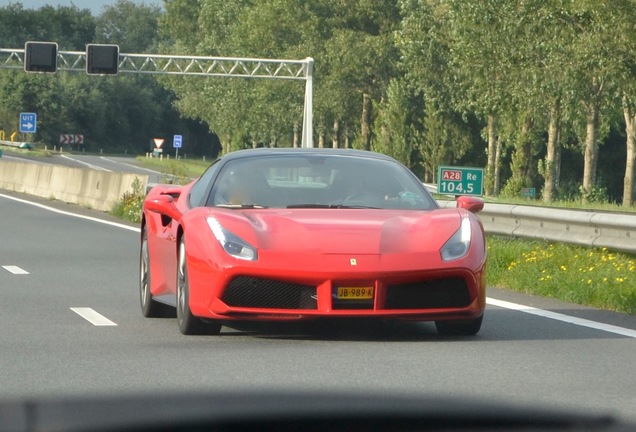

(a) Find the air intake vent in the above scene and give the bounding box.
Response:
[385,278,471,309]
[222,276,317,310]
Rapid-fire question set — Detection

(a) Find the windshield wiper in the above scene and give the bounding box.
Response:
[216,204,268,209]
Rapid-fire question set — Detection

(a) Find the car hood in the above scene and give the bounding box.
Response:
[209,208,465,255]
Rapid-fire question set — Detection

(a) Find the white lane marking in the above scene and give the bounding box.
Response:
[100,156,162,174]
[60,155,112,172]
[487,297,636,338]
[0,193,140,233]
[2,265,29,275]
[70,308,117,326]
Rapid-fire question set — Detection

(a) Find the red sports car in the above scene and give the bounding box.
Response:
[140,148,486,335]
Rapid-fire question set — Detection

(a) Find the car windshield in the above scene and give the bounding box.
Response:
[208,154,437,210]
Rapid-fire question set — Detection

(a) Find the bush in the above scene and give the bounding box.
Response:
[111,177,145,223]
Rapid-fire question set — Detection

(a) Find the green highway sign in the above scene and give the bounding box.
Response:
[437,166,484,196]
[521,187,536,197]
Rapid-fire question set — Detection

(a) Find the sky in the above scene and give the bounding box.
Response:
[0,0,161,15]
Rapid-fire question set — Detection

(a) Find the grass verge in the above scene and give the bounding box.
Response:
[134,156,209,181]
[487,235,636,314]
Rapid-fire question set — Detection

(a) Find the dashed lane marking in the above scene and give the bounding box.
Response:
[2,265,29,275]
[60,155,112,172]
[70,308,117,326]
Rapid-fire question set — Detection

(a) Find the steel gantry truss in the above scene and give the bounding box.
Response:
[0,48,314,147]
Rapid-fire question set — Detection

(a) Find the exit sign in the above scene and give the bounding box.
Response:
[437,166,484,196]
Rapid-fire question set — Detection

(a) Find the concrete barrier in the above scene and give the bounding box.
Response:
[0,160,148,212]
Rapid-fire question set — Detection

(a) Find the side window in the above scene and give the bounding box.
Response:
[188,160,221,207]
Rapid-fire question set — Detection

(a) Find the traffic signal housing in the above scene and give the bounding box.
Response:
[24,41,58,73]
[86,44,119,75]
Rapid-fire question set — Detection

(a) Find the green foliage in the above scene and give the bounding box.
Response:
[579,184,610,204]
[110,177,145,223]
[0,2,216,155]
[95,0,162,52]
[4,0,636,204]
[372,78,421,169]
[0,4,95,50]
[159,0,401,150]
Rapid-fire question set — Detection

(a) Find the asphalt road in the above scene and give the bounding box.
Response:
[1,190,635,423]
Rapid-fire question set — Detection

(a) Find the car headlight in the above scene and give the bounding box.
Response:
[207,216,258,261]
[440,215,471,261]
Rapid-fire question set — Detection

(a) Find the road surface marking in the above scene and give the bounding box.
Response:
[2,265,29,275]
[60,155,112,172]
[487,297,636,338]
[0,193,139,232]
[100,156,162,174]
[70,308,117,326]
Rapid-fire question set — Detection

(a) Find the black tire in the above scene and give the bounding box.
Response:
[435,315,483,336]
[140,227,174,318]
[176,237,222,335]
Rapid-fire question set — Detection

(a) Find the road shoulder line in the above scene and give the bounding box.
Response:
[487,297,636,338]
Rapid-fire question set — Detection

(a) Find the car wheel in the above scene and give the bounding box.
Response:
[140,227,174,318]
[176,237,222,335]
[435,315,483,336]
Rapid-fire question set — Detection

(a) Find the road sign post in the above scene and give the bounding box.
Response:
[437,166,484,196]
[173,134,182,159]
[19,112,37,133]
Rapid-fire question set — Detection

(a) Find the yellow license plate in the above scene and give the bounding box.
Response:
[337,287,374,300]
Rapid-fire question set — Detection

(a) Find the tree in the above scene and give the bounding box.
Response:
[95,0,162,53]
[0,4,95,50]
[398,1,486,185]
[372,78,421,169]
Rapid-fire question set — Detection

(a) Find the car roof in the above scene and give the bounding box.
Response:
[218,147,399,163]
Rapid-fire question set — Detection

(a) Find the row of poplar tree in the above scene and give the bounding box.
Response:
[2,1,635,205]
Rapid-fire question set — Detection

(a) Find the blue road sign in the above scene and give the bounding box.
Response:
[20,112,37,133]
[173,134,183,148]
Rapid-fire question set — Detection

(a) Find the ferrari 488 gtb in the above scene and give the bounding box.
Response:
[140,148,487,335]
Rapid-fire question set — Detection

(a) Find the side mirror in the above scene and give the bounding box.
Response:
[456,196,484,213]
[145,193,182,222]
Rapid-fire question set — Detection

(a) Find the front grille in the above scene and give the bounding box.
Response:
[222,276,317,310]
[384,277,471,309]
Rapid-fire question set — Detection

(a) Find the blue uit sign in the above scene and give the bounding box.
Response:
[20,112,37,133]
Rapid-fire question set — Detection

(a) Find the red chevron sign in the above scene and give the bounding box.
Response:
[59,134,84,144]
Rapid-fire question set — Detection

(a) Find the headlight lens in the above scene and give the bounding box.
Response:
[440,215,471,261]
[207,217,258,261]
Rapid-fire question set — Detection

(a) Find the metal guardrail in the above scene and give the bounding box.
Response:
[439,200,636,254]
